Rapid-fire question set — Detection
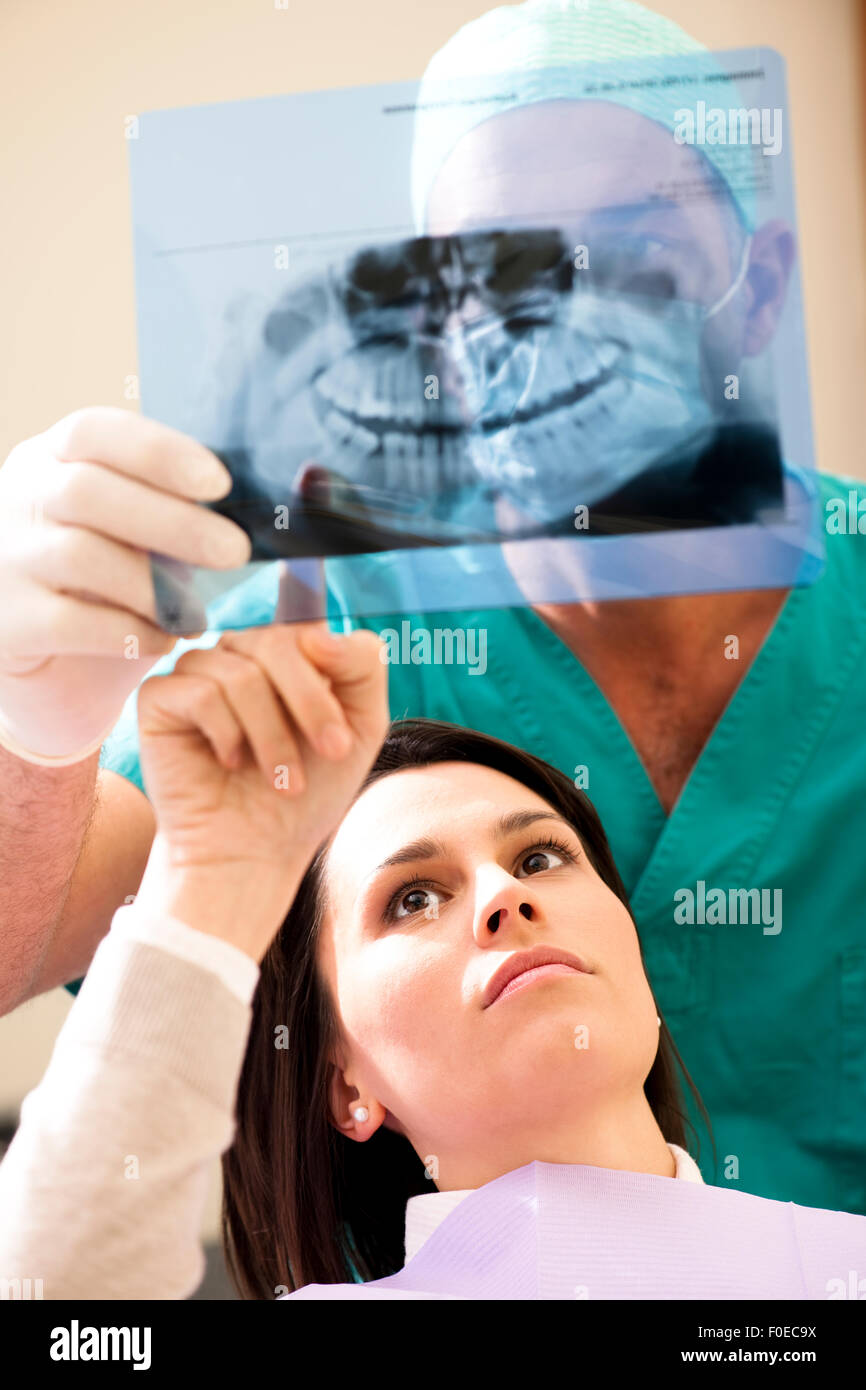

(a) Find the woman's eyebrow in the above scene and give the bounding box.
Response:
[369,810,576,879]
[497,809,575,837]
[372,836,448,874]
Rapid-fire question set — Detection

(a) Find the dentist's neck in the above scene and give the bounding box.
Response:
[533,588,787,667]
[531,587,789,814]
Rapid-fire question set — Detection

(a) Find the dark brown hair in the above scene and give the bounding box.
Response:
[222,717,712,1297]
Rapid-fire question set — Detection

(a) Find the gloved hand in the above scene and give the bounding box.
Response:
[0,407,251,764]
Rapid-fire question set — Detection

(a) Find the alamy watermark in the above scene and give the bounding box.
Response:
[50,1320,151,1370]
[1,1276,43,1299]
[674,100,782,157]
[378,621,487,676]
[825,491,866,534]
[674,880,782,935]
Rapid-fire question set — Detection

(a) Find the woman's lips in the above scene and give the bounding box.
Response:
[492,962,585,1005]
[482,947,591,1008]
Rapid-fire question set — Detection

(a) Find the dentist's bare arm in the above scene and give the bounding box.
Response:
[0,754,157,1011]
[0,746,94,1013]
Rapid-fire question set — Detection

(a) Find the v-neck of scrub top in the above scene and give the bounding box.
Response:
[485,478,865,980]
[505,591,798,904]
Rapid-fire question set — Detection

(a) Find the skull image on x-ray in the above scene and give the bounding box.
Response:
[203,226,782,560]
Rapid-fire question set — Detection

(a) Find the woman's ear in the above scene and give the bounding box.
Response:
[326,1059,386,1143]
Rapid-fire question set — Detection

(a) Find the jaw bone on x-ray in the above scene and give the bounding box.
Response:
[128,49,821,630]
[207,224,781,559]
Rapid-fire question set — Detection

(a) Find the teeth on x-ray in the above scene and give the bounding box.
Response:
[348,420,380,455]
[210,226,740,552]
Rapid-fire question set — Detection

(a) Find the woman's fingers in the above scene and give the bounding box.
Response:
[140,623,389,794]
[44,406,233,502]
[138,671,246,770]
[295,626,389,730]
[173,646,305,791]
[218,624,357,763]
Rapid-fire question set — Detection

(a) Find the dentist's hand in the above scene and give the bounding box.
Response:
[0,407,251,761]
[134,623,389,959]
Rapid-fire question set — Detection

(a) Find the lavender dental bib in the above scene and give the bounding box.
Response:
[284,1160,866,1300]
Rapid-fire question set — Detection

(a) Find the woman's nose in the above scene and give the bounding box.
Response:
[472,865,538,945]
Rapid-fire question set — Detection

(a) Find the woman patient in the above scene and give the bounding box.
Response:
[0,623,861,1299]
[224,708,709,1297]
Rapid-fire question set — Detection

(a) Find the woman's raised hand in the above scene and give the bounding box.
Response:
[134,622,390,959]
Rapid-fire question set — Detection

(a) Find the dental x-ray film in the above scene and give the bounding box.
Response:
[127,46,823,630]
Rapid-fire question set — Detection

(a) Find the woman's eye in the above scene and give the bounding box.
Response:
[517,848,565,877]
[394,887,442,920]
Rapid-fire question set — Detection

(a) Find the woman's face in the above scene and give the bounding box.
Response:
[317,761,661,1186]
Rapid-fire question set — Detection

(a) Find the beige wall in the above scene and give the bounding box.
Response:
[0,0,864,1255]
[1,0,864,474]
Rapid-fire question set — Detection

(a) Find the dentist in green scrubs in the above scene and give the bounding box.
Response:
[90,0,866,1217]
[0,0,857,1220]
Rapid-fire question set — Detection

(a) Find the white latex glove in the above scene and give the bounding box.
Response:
[0,407,252,763]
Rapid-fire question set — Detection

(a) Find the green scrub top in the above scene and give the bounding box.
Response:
[80,470,866,1217]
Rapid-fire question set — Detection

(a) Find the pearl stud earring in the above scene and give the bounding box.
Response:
[353,1106,369,1123]
[657,1015,661,1027]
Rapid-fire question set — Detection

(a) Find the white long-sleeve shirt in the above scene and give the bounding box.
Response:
[0,905,257,1299]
